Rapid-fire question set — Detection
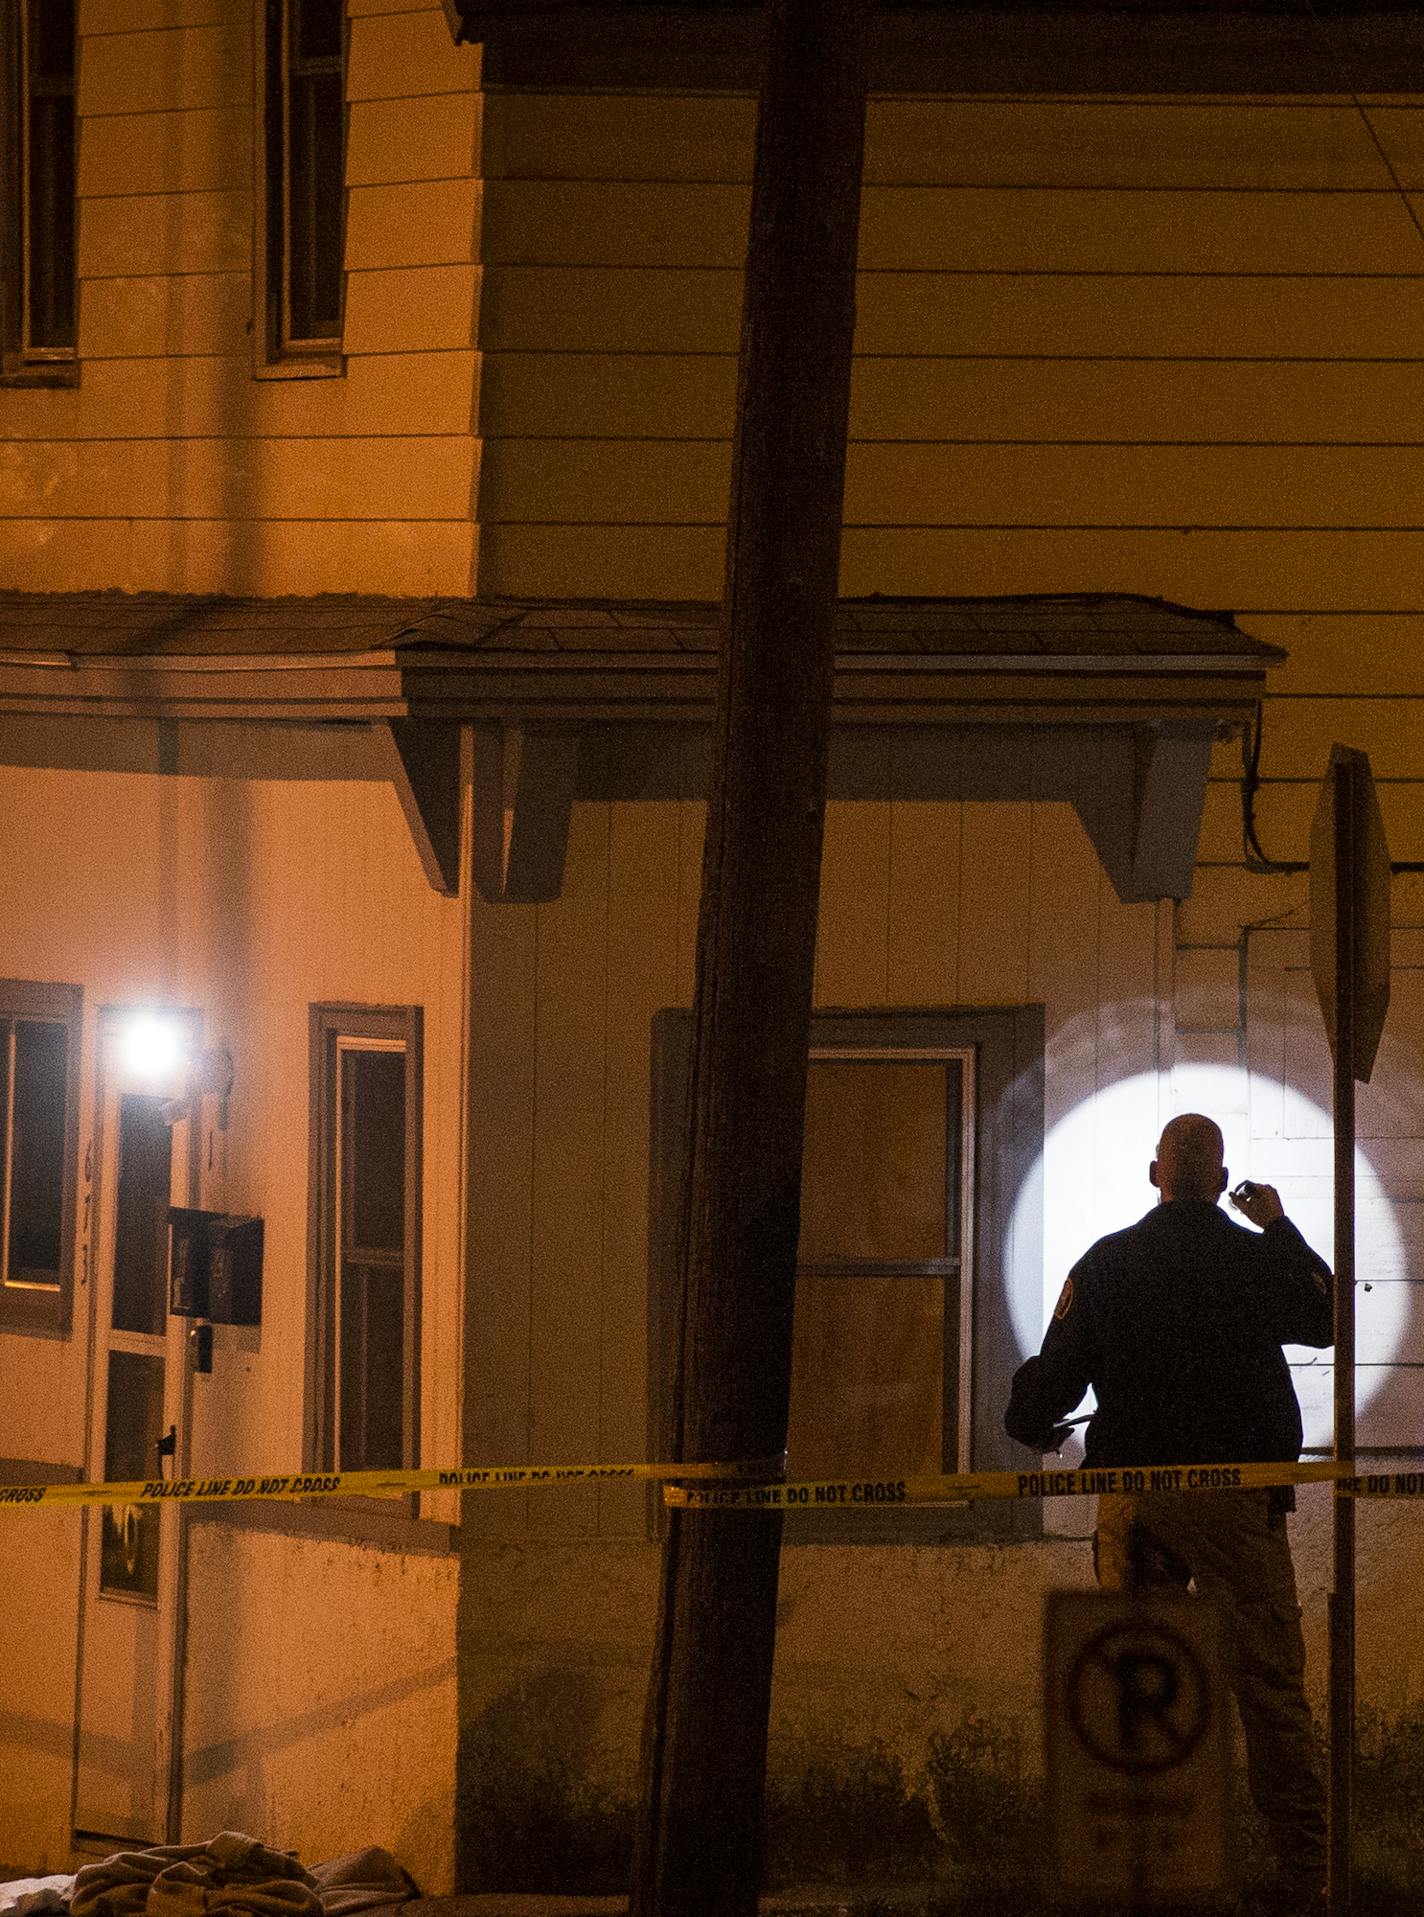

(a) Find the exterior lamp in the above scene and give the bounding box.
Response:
[119,1010,191,1085]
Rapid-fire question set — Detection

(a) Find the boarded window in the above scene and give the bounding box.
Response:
[1,0,77,380]
[0,983,80,1333]
[309,1006,421,1474]
[264,0,347,359]
[649,1006,1044,1544]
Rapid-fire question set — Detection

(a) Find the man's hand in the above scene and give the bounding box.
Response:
[1230,1179,1285,1229]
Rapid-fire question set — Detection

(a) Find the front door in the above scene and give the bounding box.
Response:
[72,1010,198,1846]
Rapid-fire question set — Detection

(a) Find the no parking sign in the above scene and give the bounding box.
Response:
[1045,1591,1230,1901]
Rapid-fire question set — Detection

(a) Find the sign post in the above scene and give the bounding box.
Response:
[1046,1590,1229,1906]
[1309,744,1391,1917]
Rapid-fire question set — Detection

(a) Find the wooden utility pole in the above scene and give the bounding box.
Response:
[629,5,870,1914]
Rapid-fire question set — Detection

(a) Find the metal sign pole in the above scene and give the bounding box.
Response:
[1328,753,1357,1917]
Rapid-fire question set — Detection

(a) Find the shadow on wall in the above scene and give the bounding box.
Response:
[456,1698,1424,1907]
[455,1695,1036,1898]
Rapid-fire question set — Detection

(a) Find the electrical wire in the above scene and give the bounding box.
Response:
[1240,702,1424,873]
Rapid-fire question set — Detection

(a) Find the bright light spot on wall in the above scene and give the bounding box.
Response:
[119,1011,190,1085]
[1011,1063,1403,1452]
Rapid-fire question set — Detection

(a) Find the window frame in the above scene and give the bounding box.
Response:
[0,979,82,1338]
[648,1004,1044,1545]
[306,1003,423,1487]
[256,0,348,378]
[1,0,78,387]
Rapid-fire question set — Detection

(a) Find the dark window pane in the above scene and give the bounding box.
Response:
[112,1094,170,1336]
[100,1350,163,1599]
[8,1018,66,1283]
[799,1060,950,1264]
[287,68,344,340]
[294,0,342,63]
[787,1275,948,1479]
[344,1048,405,1254]
[29,0,74,83]
[339,1262,403,1470]
[27,93,75,347]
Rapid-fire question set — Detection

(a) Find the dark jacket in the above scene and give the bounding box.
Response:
[1004,1200,1333,1468]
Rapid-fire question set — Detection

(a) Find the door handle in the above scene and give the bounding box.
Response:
[155,1424,177,1477]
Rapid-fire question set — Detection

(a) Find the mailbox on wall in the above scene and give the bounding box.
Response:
[168,1208,263,1326]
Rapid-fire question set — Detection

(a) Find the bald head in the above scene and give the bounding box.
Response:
[1151,1113,1227,1204]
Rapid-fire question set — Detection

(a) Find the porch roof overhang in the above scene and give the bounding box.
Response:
[0,590,1278,726]
[0,590,1282,907]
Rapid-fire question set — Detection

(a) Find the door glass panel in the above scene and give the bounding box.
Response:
[100,1350,164,1600]
[339,1263,404,1470]
[345,1048,405,1252]
[8,1019,67,1286]
[799,1061,950,1264]
[111,1094,170,1335]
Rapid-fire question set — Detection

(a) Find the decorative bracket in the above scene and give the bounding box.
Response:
[380,719,462,898]
[471,722,581,904]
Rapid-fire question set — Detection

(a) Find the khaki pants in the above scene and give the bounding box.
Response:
[1095,1488,1326,1877]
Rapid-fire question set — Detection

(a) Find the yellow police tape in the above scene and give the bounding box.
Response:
[5,1456,1424,1514]
[663,1460,1424,1510]
[0,1457,778,1512]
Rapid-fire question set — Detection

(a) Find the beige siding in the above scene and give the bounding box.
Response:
[475,84,1424,919]
[0,757,466,1879]
[0,1,481,596]
[464,728,1165,1547]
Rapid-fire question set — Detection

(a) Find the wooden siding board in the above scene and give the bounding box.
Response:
[956,731,1034,1004]
[483,92,1424,192]
[477,522,1424,609]
[481,353,737,441]
[481,179,1424,275]
[0,352,479,442]
[482,438,1424,532]
[527,789,610,1539]
[344,266,480,355]
[76,273,251,360]
[347,11,477,103]
[466,895,538,1540]
[1249,617,1424,697]
[348,94,480,188]
[0,437,476,525]
[813,736,893,1009]
[80,192,252,281]
[848,359,1424,447]
[0,518,475,597]
[885,730,962,1005]
[79,108,252,200]
[480,266,1424,359]
[77,23,251,118]
[345,181,481,272]
[598,785,681,1535]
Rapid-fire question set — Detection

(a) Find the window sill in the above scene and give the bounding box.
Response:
[1,361,80,389]
[253,351,345,382]
[193,1490,454,1554]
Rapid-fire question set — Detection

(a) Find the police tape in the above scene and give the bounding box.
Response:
[0,1457,781,1512]
[6,1456,1424,1514]
[664,1459,1386,1510]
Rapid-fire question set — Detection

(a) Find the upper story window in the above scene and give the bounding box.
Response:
[1,0,77,385]
[649,1006,1044,1543]
[262,0,347,367]
[0,981,81,1336]
[308,1005,422,1474]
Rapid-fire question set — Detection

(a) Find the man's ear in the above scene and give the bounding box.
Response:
[1217,1166,1229,1195]
[1149,1160,1160,1190]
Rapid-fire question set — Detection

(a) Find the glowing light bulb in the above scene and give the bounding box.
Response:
[119,1011,189,1084]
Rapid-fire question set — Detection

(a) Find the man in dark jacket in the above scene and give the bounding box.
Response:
[1005,1112,1332,1907]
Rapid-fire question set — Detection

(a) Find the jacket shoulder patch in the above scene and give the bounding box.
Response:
[1053,1277,1074,1321]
